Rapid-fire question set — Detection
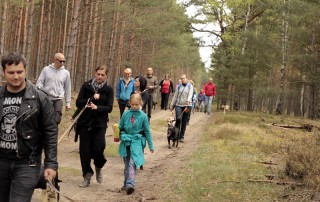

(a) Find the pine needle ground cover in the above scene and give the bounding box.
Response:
[166,112,320,201]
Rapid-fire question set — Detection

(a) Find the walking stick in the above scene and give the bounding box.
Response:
[58,98,91,144]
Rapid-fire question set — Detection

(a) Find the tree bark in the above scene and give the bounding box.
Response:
[15,7,23,51]
[0,0,7,56]
[66,0,81,83]
[276,0,289,115]
[22,1,29,54]
[36,0,45,77]
[63,0,69,54]
[25,0,34,78]
[108,0,120,89]
[44,0,52,64]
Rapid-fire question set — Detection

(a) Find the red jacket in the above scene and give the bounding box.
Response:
[204,82,216,96]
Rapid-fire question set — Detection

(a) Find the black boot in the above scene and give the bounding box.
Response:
[95,166,103,184]
[79,173,92,188]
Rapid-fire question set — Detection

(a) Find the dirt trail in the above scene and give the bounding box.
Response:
[32,109,212,202]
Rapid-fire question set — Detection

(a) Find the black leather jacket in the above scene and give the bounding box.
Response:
[0,80,58,170]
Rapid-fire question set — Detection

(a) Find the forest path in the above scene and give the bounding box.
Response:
[32,108,213,202]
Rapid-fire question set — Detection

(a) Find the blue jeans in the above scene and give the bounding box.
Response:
[205,96,214,113]
[0,158,41,202]
[175,106,192,139]
[123,147,136,188]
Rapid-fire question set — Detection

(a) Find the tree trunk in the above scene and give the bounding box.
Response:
[89,1,98,73]
[66,0,81,84]
[63,0,69,54]
[108,0,120,89]
[36,0,45,77]
[22,1,29,55]
[44,0,52,64]
[15,7,23,51]
[84,0,92,81]
[95,2,104,66]
[0,0,7,56]
[276,0,289,115]
[25,0,34,78]
[308,21,319,119]
[126,7,136,65]
[114,9,126,86]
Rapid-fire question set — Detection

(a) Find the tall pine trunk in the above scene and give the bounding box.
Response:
[276,0,289,114]
[66,0,81,91]
[35,0,45,77]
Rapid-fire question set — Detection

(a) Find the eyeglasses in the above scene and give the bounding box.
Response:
[56,59,65,63]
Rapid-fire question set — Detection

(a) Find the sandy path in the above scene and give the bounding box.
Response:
[32,109,211,202]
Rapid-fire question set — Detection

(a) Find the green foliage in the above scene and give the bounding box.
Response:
[189,0,320,115]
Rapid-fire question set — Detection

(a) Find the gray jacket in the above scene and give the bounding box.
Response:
[145,75,158,95]
[36,64,71,107]
[170,82,193,108]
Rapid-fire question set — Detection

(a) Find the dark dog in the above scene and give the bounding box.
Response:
[153,100,158,110]
[167,117,180,149]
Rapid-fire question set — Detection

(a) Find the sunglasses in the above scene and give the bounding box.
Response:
[56,59,65,63]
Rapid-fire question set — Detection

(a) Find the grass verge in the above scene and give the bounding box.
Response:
[166,112,285,201]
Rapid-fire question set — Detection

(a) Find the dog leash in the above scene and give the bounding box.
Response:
[44,177,77,202]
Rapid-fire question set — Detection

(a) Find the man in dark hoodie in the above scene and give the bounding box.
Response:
[145,67,158,121]
[36,53,71,125]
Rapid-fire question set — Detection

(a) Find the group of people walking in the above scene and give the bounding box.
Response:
[0,51,216,201]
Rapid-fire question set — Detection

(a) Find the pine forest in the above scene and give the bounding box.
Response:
[1,0,320,119]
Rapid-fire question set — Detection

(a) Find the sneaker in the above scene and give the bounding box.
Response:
[126,186,135,195]
[121,186,126,191]
[179,138,184,143]
[208,112,211,115]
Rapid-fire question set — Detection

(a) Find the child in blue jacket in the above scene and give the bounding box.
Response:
[118,94,154,195]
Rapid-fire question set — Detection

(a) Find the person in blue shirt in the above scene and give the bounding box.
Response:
[118,94,154,195]
[116,68,135,117]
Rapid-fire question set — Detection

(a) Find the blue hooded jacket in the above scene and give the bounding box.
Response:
[116,77,135,101]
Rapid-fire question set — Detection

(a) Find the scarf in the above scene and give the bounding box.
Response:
[91,78,107,92]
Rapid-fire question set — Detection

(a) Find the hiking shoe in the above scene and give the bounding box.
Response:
[95,166,103,184]
[126,186,135,195]
[79,173,92,188]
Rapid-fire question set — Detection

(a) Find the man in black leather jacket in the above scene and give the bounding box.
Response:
[0,52,58,202]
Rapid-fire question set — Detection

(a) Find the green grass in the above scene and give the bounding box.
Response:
[165,113,285,201]
[105,142,119,157]
[58,166,82,176]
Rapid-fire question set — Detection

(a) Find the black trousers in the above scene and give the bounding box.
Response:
[118,100,129,118]
[51,99,63,125]
[146,94,154,120]
[79,126,107,177]
[175,106,192,139]
[161,93,170,110]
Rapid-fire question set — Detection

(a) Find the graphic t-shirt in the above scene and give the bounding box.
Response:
[0,88,25,160]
